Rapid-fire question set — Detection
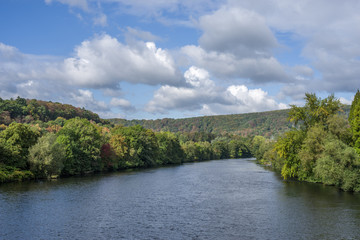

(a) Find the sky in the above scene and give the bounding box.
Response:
[0,0,359,120]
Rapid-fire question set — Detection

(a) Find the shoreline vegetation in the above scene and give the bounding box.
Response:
[0,97,252,183]
[0,122,252,183]
[1,91,360,193]
[254,91,360,192]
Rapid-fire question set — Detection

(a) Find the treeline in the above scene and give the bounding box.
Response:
[109,109,296,137]
[254,92,360,192]
[0,97,102,125]
[0,117,251,183]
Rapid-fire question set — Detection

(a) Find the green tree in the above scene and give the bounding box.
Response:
[298,124,327,181]
[327,114,352,144]
[28,133,65,178]
[181,141,199,162]
[0,122,40,169]
[314,136,360,191]
[349,90,360,123]
[211,137,230,159]
[251,136,268,160]
[196,141,213,161]
[275,130,305,180]
[288,93,342,130]
[109,134,128,169]
[57,118,102,175]
[111,125,159,168]
[156,132,184,165]
[349,90,360,153]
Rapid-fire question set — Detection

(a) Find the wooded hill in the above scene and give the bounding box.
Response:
[110,106,350,137]
[110,109,295,137]
[0,97,103,125]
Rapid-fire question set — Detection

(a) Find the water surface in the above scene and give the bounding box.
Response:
[1,159,360,239]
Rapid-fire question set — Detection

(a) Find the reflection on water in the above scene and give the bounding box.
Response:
[1,159,360,240]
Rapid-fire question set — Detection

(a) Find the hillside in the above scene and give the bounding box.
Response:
[110,105,351,137]
[110,109,294,137]
[0,97,103,125]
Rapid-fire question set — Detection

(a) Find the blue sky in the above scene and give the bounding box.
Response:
[0,0,359,119]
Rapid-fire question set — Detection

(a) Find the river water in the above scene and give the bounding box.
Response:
[1,158,360,240]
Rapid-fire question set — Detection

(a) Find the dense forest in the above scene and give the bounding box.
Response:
[0,97,252,183]
[110,106,351,137]
[254,91,360,192]
[110,109,295,137]
[0,97,103,125]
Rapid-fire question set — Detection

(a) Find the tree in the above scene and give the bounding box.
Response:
[298,124,327,181]
[288,93,342,130]
[181,141,213,162]
[251,136,268,160]
[327,114,352,144]
[314,136,360,191]
[100,143,118,171]
[275,130,305,180]
[0,122,40,169]
[181,141,199,162]
[211,137,230,159]
[109,134,128,168]
[156,132,184,165]
[349,90,360,123]
[349,90,360,153]
[57,118,102,175]
[111,125,159,168]
[28,133,65,178]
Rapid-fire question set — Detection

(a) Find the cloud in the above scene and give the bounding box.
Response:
[125,27,161,42]
[201,85,287,115]
[45,0,226,25]
[99,0,226,18]
[226,0,360,93]
[146,66,287,115]
[110,98,135,112]
[0,42,66,99]
[181,45,289,83]
[339,97,353,105]
[198,6,277,57]
[93,12,107,26]
[45,0,89,11]
[60,34,183,88]
[146,66,221,113]
[70,89,109,112]
[0,37,184,118]
[303,36,360,92]
[277,84,309,101]
[178,6,291,84]
[292,65,314,79]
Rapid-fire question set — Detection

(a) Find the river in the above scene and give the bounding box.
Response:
[1,158,360,240]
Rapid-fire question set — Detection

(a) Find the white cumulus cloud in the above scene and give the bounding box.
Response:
[60,34,182,88]
[146,66,287,115]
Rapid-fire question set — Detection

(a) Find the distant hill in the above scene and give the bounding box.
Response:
[109,109,294,137]
[0,97,103,125]
[110,105,351,137]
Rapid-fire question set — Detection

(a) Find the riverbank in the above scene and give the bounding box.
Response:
[0,156,252,184]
